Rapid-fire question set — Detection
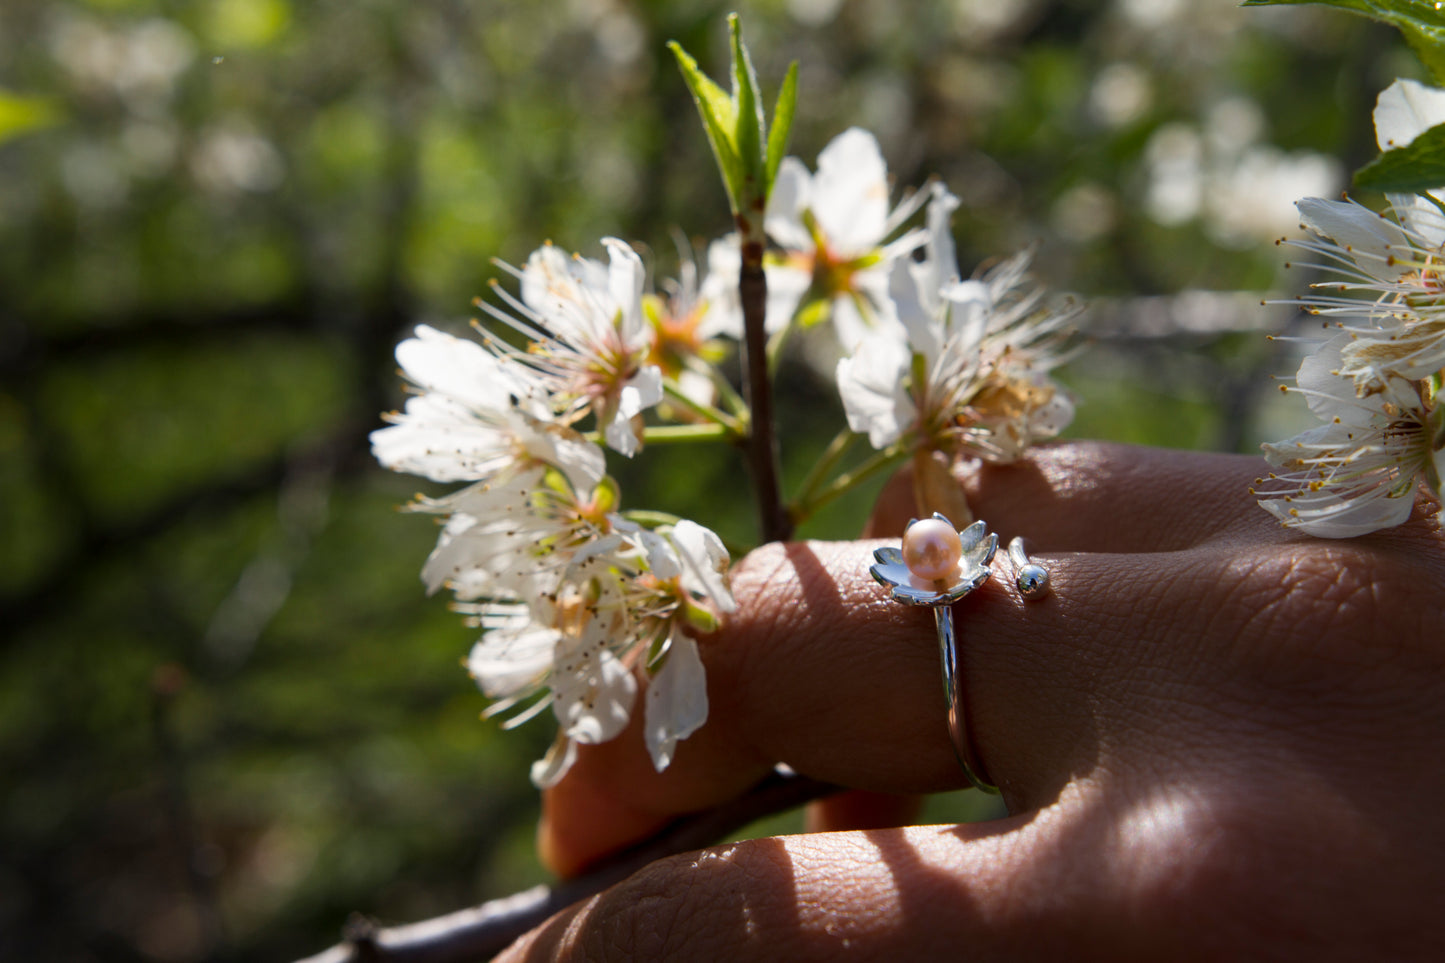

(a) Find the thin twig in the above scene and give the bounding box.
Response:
[739,231,793,544]
[293,771,836,963]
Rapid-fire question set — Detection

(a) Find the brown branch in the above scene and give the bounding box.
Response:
[738,229,793,544]
[294,770,836,963]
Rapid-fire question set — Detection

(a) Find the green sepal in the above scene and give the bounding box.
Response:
[539,466,573,499]
[681,598,720,634]
[591,475,621,515]
[1355,121,1445,193]
[793,297,832,329]
[644,628,672,672]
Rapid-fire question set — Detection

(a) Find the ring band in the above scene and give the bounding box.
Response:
[870,517,1052,796]
[868,514,1001,794]
[933,603,999,793]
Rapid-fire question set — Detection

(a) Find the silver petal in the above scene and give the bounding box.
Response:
[958,519,987,553]
[869,559,913,588]
[872,546,905,566]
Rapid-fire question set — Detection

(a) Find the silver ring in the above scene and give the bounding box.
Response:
[869,513,1000,794]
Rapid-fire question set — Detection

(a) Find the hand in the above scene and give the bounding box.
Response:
[500,441,1445,961]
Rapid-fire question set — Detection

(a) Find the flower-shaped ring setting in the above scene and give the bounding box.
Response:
[870,513,1000,794]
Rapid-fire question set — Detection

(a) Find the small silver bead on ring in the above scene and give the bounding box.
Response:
[1008,536,1051,601]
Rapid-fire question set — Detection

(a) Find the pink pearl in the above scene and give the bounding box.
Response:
[902,518,963,582]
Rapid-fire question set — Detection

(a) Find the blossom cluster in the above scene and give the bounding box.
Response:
[373,127,1082,784]
[1255,80,1445,538]
[371,256,735,787]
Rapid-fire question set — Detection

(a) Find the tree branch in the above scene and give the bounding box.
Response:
[739,234,793,544]
[294,770,836,963]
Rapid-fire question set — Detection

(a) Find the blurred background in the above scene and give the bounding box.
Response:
[0,0,1416,959]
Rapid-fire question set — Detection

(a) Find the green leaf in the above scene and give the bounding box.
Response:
[668,39,746,211]
[669,16,800,223]
[1241,0,1445,82]
[765,61,799,192]
[0,91,61,146]
[1355,120,1445,191]
[729,14,765,207]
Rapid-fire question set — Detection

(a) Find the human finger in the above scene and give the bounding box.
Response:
[869,441,1273,554]
[802,789,924,834]
[539,536,1218,876]
[515,766,1443,963]
[542,482,1445,878]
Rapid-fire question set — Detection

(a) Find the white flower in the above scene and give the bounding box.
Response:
[513,588,639,789]
[371,324,606,491]
[836,332,915,449]
[483,238,664,456]
[465,605,558,706]
[376,245,738,787]
[644,627,707,773]
[1254,337,1438,538]
[1288,197,1445,390]
[837,186,1079,461]
[705,127,928,347]
[643,250,739,408]
[459,512,734,787]
[412,468,618,602]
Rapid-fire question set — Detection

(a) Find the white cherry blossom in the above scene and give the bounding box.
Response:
[643,250,740,407]
[837,186,1079,462]
[1288,197,1445,390]
[370,324,605,491]
[483,238,664,456]
[453,503,734,786]
[703,127,927,347]
[1255,337,1438,538]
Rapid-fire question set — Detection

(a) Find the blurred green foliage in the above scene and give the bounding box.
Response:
[0,1,1413,960]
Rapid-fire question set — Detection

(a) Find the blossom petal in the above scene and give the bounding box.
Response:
[837,333,914,449]
[765,157,813,250]
[602,367,662,458]
[395,324,524,412]
[529,733,578,789]
[812,127,890,255]
[644,630,709,772]
[1295,197,1410,280]
[1258,485,1415,538]
[603,236,647,342]
[1295,336,1375,426]
[555,647,636,745]
[1373,78,1445,152]
[370,397,514,483]
[669,519,735,613]
[466,621,560,700]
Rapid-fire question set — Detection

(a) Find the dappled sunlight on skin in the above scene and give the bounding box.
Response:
[513,778,1314,960]
[525,442,1445,960]
[869,441,1276,554]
